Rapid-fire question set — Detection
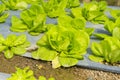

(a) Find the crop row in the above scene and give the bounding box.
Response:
[0,0,120,79]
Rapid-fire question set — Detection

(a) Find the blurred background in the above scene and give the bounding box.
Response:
[81,0,120,6]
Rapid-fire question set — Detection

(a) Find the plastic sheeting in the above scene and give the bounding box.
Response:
[0,6,120,79]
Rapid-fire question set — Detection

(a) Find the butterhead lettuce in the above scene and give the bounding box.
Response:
[10,4,47,36]
[0,34,30,59]
[32,25,89,68]
[89,37,120,63]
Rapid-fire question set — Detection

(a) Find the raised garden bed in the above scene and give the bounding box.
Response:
[0,0,120,80]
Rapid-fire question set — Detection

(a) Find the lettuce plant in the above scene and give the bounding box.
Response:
[89,37,120,64]
[94,9,120,39]
[95,17,120,39]
[0,4,9,23]
[104,9,120,35]
[58,15,94,36]
[93,10,120,39]
[1,0,28,10]
[40,0,68,18]
[40,0,80,18]
[82,1,108,24]
[10,4,47,36]
[32,26,89,68]
[7,67,36,80]
[0,34,30,59]
[104,17,120,33]
[7,67,55,80]
[71,1,108,24]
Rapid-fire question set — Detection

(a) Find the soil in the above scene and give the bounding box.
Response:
[80,0,120,6]
[0,53,120,80]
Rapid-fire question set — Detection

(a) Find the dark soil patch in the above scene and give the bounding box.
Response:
[0,53,120,80]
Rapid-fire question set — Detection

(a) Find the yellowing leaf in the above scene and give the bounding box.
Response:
[52,56,61,68]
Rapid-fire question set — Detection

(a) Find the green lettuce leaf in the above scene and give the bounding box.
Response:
[10,16,28,32]
[1,0,28,10]
[24,0,41,4]
[109,49,120,63]
[28,14,46,35]
[66,0,80,8]
[40,0,67,18]
[82,1,107,24]
[4,49,14,59]
[16,1,28,10]
[91,42,103,56]
[0,45,6,52]
[0,34,5,43]
[0,4,9,23]
[3,34,17,46]
[58,15,87,31]
[84,28,94,36]
[0,13,9,23]
[71,7,85,19]
[11,4,47,36]
[13,34,27,46]
[19,41,31,48]
[7,67,55,80]
[110,9,120,19]
[93,33,110,39]
[7,67,36,80]
[32,26,89,68]
[52,56,61,68]
[89,55,104,62]
[59,56,79,67]
[38,76,46,80]
[11,46,26,55]
[0,34,30,59]
[113,27,120,40]
[32,47,58,61]
[89,37,120,63]
[104,20,115,33]
[38,76,55,80]
[103,17,120,40]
